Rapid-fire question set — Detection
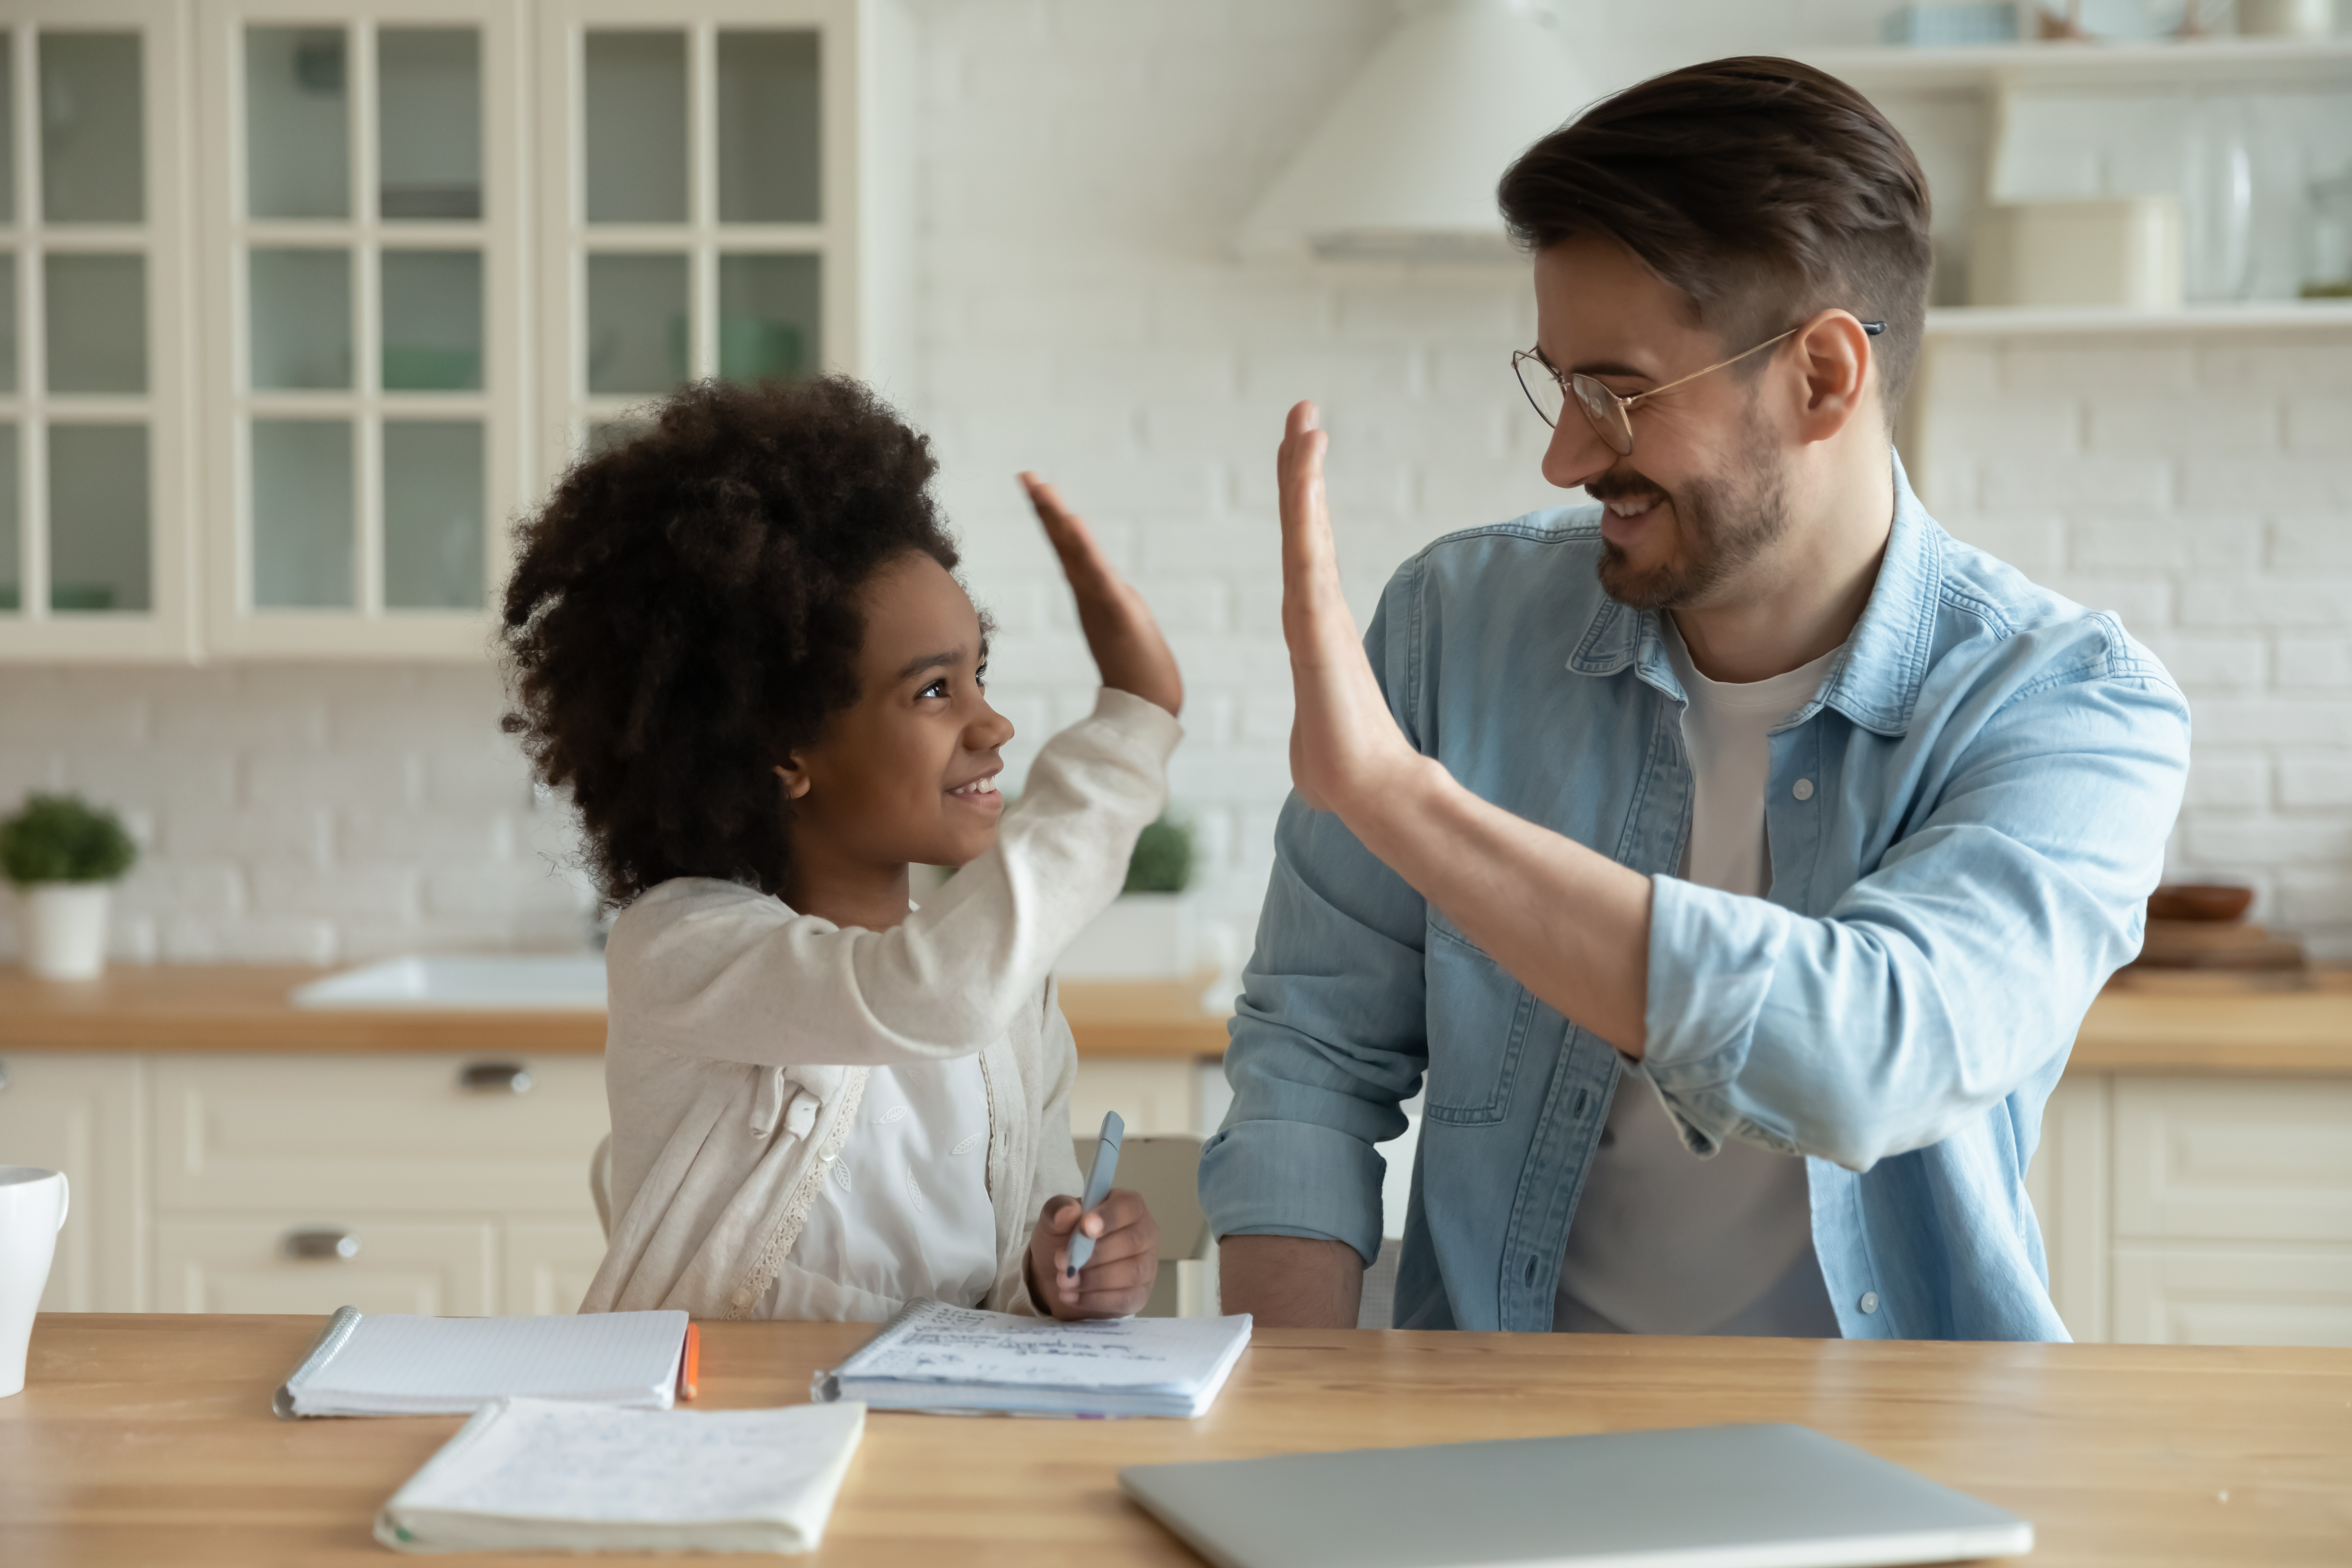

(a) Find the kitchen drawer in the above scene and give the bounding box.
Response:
[505,1220,609,1315]
[153,1055,609,1216]
[153,1217,495,1316]
[2112,1242,2352,1348]
[2114,1078,2352,1243]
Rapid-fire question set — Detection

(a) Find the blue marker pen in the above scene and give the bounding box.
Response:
[1065,1111,1125,1279]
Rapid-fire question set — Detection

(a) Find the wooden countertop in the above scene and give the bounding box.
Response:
[0,964,1233,1060]
[3,1315,2347,1565]
[7,963,2352,1074]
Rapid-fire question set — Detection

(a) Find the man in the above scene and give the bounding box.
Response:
[1199,58,2188,1340]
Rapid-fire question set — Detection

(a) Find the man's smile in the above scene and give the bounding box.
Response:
[1597,490,1669,546]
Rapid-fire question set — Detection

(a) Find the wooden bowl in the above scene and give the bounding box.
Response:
[2147,884,2255,923]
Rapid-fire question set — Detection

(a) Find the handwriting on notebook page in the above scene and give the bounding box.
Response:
[852,1302,1248,1389]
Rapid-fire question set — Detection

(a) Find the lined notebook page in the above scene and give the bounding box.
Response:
[376,1398,867,1554]
[295,1312,687,1413]
[403,1400,864,1523]
[839,1300,1249,1392]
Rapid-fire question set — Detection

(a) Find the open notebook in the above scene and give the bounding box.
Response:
[376,1397,867,1556]
[276,1307,689,1417]
[812,1298,1253,1417]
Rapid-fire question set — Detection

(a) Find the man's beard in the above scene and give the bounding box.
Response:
[1592,420,1791,612]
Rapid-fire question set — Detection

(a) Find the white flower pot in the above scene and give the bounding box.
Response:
[20,884,112,980]
[1056,892,1201,981]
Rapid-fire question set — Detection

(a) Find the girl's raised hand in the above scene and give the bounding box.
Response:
[1021,473,1184,719]
[1025,1189,1160,1320]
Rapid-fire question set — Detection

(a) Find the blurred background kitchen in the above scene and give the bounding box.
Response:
[1,1,2349,1341]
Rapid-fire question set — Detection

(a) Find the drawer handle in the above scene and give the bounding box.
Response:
[284,1228,360,1262]
[459,1061,533,1095]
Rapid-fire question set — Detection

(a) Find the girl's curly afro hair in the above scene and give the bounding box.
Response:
[501,376,962,907]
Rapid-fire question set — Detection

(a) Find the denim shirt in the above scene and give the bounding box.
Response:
[1199,455,2189,1341]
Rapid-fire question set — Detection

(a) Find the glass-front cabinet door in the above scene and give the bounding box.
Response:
[198,0,527,656]
[0,0,196,660]
[536,0,857,468]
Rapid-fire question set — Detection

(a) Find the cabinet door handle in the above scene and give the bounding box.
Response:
[283,1228,360,1261]
[459,1061,533,1095]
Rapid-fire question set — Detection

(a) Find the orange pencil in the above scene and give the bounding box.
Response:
[676,1323,701,1403]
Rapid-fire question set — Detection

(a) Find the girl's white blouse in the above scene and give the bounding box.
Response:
[761,1058,1000,1321]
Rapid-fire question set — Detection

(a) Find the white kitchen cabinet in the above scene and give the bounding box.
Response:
[194,0,533,657]
[0,0,202,663]
[2024,1073,2111,1343]
[0,1049,608,1314]
[2024,1073,2352,1348]
[151,1051,609,1213]
[0,1051,145,1312]
[153,1215,497,1314]
[504,1217,608,1314]
[534,0,864,470]
[2111,1243,2352,1348]
[0,0,907,662]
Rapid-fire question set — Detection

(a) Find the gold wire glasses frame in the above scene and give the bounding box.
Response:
[1512,319,1887,456]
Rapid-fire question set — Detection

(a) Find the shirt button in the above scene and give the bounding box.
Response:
[731,1288,752,1309]
[1859,1291,1880,1315]
[1792,778,1815,801]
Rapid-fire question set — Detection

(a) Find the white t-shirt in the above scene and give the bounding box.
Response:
[762,1059,1000,1322]
[1552,621,1843,1337]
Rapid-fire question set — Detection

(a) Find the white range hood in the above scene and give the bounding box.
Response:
[1232,0,1598,263]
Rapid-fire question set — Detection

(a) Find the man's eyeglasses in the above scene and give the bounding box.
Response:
[1512,319,1887,456]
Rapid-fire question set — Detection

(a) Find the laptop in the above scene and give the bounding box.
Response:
[1120,1422,2032,1568]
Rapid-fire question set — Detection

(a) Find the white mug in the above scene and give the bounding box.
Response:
[0,1167,70,1399]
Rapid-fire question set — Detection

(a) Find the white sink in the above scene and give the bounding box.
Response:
[289,954,608,1011]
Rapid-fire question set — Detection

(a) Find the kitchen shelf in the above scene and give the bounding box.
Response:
[1924,299,2352,333]
[1808,37,2352,92]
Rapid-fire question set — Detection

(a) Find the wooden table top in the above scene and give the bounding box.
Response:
[8,962,2352,1074]
[3,1315,2347,1566]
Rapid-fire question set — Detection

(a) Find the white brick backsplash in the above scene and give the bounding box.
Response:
[2182,754,2269,811]
[2179,456,2349,514]
[0,0,2346,968]
[2084,396,2280,457]
[2001,343,2196,397]
[2271,516,2352,573]
[2143,634,2267,691]
[2179,576,2352,630]
[1980,454,2172,512]
[2275,637,2352,691]
[2072,515,2262,574]
[2279,758,2352,810]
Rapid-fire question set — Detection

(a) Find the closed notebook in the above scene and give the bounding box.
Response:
[276,1307,689,1417]
[375,1396,867,1556]
[811,1297,1252,1417]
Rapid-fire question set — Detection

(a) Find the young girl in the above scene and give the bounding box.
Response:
[502,377,1183,1322]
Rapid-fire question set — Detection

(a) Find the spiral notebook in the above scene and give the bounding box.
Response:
[811,1298,1252,1417]
[275,1306,690,1418]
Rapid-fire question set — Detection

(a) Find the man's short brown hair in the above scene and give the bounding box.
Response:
[1497,57,1933,420]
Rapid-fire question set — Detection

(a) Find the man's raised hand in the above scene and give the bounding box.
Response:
[1277,401,1421,817]
[1022,473,1184,719]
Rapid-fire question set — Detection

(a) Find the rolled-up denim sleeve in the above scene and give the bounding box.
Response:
[1639,663,2189,1172]
[1198,593,1432,1267]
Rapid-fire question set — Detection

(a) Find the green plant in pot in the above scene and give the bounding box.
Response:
[2,792,138,980]
[1058,814,1207,982]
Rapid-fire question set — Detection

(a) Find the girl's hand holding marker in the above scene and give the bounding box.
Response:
[1024,1112,1154,1318]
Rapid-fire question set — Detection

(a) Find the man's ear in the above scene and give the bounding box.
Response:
[1790,309,1876,446]
[773,759,813,801]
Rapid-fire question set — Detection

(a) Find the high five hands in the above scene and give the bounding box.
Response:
[1276,402,1427,819]
[1022,473,1184,720]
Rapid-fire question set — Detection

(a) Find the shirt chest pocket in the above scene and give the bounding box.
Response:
[1423,913,1543,1128]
